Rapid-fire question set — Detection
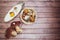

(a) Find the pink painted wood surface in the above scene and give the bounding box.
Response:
[0,0,60,40]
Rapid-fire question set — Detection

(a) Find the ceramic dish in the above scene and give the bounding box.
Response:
[20,8,36,24]
[4,3,24,22]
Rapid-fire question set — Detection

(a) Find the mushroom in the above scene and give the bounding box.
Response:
[11,21,22,34]
[23,9,29,15]
[30,15,35,22]
[5,27,17,39]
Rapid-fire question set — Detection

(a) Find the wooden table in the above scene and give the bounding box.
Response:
[0,0,60,40]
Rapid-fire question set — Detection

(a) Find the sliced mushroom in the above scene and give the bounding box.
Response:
[23,9,29,14]
[5,27,17,39]
[30,16,35,22]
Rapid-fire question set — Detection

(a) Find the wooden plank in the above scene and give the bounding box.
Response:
[0,38,60,40]
[1,12,60,18]
[0,23,59,29]
[0,7,60,14]
[0,0,60,2]
[0,7,56,12]
[0,1,60,7]
[0,17,60,24]
[0,34,60,38]
[0,28,60,34]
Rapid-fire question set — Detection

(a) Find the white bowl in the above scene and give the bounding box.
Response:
[20,8,36,24]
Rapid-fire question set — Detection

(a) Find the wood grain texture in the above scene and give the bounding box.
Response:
[0,0,60,40]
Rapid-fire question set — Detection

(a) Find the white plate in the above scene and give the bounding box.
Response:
[20,8,36,24]
[4,3,24,22]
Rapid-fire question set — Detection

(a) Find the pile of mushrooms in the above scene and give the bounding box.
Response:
[5,21,22,38]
